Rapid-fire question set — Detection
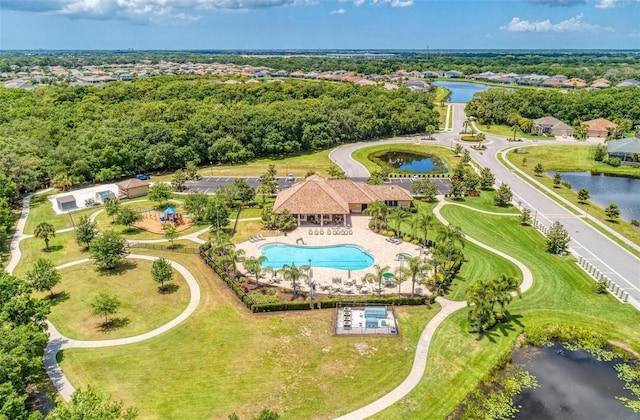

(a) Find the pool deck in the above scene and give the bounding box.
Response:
[236,215,429,295]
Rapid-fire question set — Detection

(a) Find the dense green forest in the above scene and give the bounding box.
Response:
[0,78,439,191]
[465,87,640,128]
[2,50,639,82]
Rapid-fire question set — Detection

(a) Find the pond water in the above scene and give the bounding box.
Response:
[553,171,640,222]
[377,151,447,173]
[512,343,639,420]
[431,81,499,103]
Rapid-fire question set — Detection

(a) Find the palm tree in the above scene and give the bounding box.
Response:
[415,212,434,247]
[491,274,521,319]
[387,208,411,238]
[436,224,465,259]
[466,279,496,334]
[243,256,266,287]
[364,264,391,297]
[428,252,447,294]
[363,200,388,232]
[34,222,56,251]
[394,265,409,295]
[281,262,309,296]
[223,247,245,279]
[405,256,431,297]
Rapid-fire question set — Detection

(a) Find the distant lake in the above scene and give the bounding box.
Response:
[555,171,640,222]
[432,81,499,103]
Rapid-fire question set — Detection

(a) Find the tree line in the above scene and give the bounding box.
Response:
[465,87,640,130]
[0,78,439,192]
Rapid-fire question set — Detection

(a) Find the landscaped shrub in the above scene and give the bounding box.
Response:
[607,157,621,167]
[403,236,412,242]
[380,230,388,236]
[254,301,312,312]
[386,231,395,237]
[561,181,572,189]
[411,239,420,245]
[631,219,639,227]
[318,296,427,309]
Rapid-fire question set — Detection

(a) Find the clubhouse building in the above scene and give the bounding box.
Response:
[273,175,412,226]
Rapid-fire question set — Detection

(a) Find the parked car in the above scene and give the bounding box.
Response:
[135,174,151,180]
[287,173,295,182]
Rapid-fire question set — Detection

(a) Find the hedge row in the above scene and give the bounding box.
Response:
[253,295,432,313]
[199,245,433,313]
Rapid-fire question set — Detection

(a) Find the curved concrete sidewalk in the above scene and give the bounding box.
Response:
[336,202,533,419]
[43,254,201,402]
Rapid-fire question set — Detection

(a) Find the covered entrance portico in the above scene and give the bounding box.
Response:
[296,213,349,227]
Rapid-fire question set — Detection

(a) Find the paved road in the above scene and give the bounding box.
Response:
[331,103,640,308]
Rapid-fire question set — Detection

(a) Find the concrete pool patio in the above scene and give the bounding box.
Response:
[236,215,430,295]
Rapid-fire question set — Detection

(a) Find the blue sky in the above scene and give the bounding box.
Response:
[0,0,638,50]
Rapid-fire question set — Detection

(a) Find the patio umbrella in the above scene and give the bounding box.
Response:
[383,272,394,279]
[164,206,176,215]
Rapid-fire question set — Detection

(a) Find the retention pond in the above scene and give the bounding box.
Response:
[512,342,639,420]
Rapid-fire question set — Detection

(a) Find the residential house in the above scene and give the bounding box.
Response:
[562,78,588,89]
[540,79,563,88]
[444,70,464,78]
[607,136,640,162]
[272,70,288,77]
[405,79,429,90]
[591,78,610,89]
[272,175,412,226]
[583,118,617,140]
[532,117,574,137]
[616,79,640,88]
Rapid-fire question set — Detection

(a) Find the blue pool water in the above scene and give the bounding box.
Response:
[260,243,374,270]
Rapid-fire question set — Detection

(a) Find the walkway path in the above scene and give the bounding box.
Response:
[330,103,639,307]
[336,202,533,419]
[43,254,201,401]
[4,190,203,402]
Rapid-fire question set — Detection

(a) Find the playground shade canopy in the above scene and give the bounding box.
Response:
[164,206,177,215]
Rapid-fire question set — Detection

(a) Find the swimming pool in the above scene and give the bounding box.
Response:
[260,243,374,270]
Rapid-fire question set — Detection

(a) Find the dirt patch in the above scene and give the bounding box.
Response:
[354,342,378,356]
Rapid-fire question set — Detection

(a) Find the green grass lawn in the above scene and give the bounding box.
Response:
[504,146,640,249]
[447,239,522,301]
[14,232,84,278]
[445,190,520,215]
[41,259,189,340]
[480,124,550,141]
[58,249,441,419]
[352,144,457,175]
[153,149,334,181]
[374,204,640,419]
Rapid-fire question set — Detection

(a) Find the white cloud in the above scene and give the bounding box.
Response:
[501,14,612,33]
[595,0,616,8]
[339,0,365,5]
[0,0,313,22]
[330,8,346,14]
[372,0,414,7]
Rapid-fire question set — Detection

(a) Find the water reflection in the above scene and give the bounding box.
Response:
[513,343,638,420]
[378,151,447,173]
[553,171,640,222]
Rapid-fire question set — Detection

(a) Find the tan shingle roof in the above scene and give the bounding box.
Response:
[117,178,149,189]
[583,118,617,132]
[273,176,350,215]
[273,176,412,215]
